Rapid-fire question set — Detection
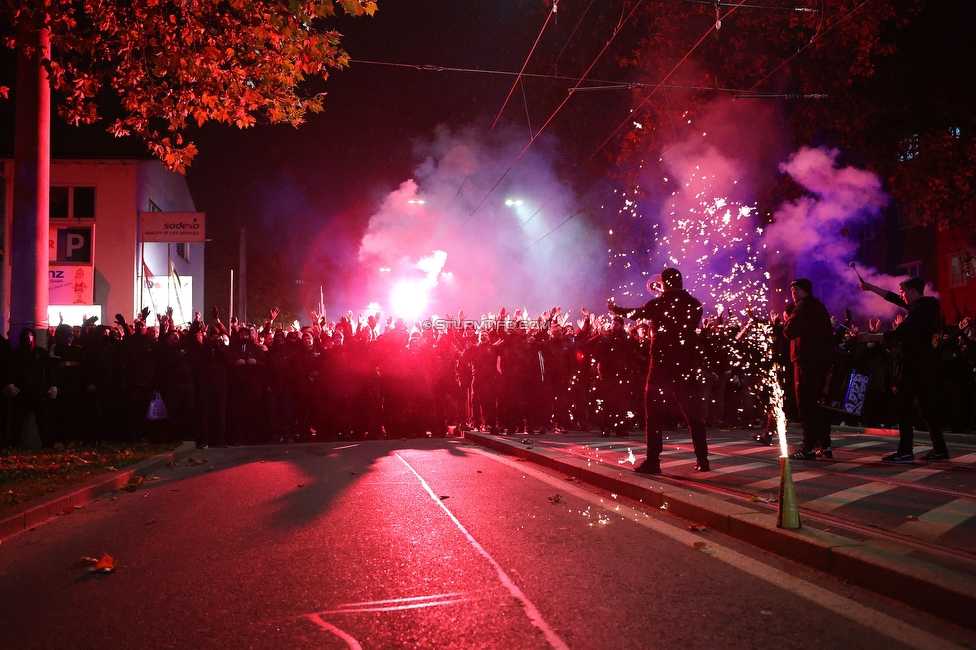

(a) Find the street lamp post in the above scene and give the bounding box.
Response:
[10,26,51,348]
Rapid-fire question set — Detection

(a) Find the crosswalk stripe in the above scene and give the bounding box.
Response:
[744,470,821,490]
[842,441,887,450]
[805,482,897,513]
[895,497,976,541]
[708,461,767,476]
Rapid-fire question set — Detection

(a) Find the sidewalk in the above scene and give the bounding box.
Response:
[463,426,976,630]
[0,441,197,542]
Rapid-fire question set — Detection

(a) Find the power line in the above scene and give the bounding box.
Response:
[464,0,648,228]
[349,58,745,94]
[525,0,752,251]
[491,2,557,133]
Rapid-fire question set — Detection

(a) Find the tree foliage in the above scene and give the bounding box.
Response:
[1,0,377,172]
[613,0,975,229]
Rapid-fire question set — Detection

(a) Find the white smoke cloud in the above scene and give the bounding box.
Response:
[765,146,916,321]
[352,124,606,319]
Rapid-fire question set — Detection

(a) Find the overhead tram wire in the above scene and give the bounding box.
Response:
[546,0,596,77]
[491,1,558,133]
[348,59,743,94]
[462,0,648,228]
[525,0,869,251]
[523,0,752,251]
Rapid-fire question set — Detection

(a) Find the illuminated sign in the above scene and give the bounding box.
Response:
[140,211,206,243]
[49,226,94,264]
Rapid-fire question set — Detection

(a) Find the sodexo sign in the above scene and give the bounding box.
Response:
[139,212,206,243]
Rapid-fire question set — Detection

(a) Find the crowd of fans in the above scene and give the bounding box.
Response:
[2,301,974,449]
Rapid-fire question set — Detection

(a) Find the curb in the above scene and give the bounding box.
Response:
[464,431,976,630]
[0,441,197,542]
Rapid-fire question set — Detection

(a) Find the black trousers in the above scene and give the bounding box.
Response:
[645,372,708,462]
[895,358,946,455]
[794,361,830,451]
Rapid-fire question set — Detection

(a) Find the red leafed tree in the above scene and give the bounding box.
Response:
[1,0,378,171]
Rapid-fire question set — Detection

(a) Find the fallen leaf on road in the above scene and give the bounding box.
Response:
[187,457,207,466]
[166,462,177,470]
[660,502,669,511]
[56,507,72,516]
[746,495,760,502]
[439,495,450,500]
[297,484,305,488]
[70,455,89,466]
[688,524,706,532]
[145,519,155,525]
[123,476,144,492]
[146,475,161,482]
[548,494,562,504]
[105,466,116,472]
[906,515,919,521]
[79,553,117,572]
[92,553,117,572]
[693,541,707,549]
[208,466,214,471]
[350,471,358,475]
[171,489,180,492]
[476,470,482,474]
[760,610,774,616]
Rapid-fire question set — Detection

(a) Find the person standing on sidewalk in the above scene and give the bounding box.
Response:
[857,276,949,462]
[783,278,835,460]
[607,268,709,474]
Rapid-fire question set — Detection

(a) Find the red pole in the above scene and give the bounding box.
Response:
[10,26,50,348]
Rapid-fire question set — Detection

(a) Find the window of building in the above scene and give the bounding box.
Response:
[900,260,923,279]
[148,199,162,212]
[50,186,96,219]
[950,250,975,287]
[176,242,189,263]
[898,134,919,162]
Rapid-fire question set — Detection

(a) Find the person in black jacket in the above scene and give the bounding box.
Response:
[784,278,835,460]
[608,268,709,474]
[858,276,949,462]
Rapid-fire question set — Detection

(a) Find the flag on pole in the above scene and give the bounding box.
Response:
[170,260,186,325]
[142,259,158,317]
[142,259,155,289]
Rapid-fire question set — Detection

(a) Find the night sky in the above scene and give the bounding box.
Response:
[1,1,972,326]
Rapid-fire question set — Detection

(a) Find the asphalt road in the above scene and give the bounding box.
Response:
[1,439,973,649]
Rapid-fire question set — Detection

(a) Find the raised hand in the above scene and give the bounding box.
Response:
[270,306,280,321]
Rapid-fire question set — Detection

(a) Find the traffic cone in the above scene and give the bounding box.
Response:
[777,456,801,529]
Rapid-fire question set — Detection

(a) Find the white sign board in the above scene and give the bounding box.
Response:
[140,212,206,243]
[49,265,94,305]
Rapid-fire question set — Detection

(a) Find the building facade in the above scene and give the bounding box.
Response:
[0,157,204,330]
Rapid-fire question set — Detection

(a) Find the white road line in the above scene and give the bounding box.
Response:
[763,466,942,513]
[473,449,962,650]
[394,453,569,650]
[308,614,363,650]
[316,597,471,615]
[805,482,897,513]
[841,441,887,450]
[708,461,768,476]
[896,497,976,542]
[744,470,822,490]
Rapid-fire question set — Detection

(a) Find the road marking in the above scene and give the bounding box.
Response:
[708,461,768,476]
[896,497,976,542]
[805,482,896,513]
[316,593,472,614]
[474,449,962,650]
[394,453,569,650]
[842,441,887,450]
[744,470,821,490]
[308,614,363,650]
[333,444,359,451]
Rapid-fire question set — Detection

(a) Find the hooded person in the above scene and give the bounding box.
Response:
[783,278,835,460]
[608,267,709,473]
